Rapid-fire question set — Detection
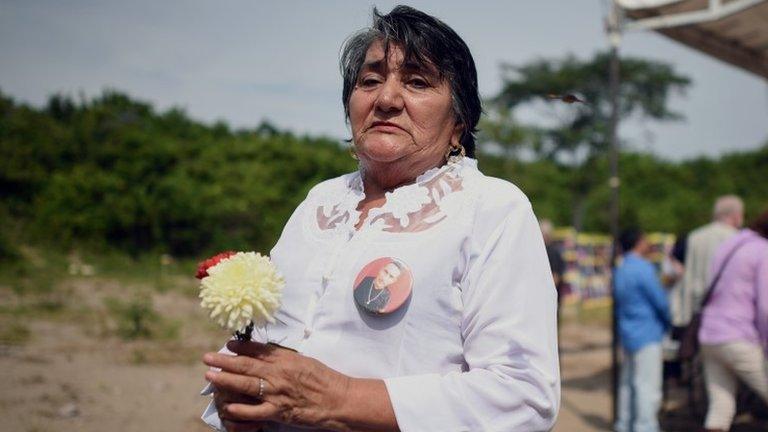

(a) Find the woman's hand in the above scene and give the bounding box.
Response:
[212,386,266,432]
[203,341,353,430]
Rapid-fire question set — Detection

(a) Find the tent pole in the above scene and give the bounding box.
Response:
[607,0,622,425]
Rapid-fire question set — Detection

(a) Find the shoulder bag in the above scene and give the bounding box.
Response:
[678,235,752,361]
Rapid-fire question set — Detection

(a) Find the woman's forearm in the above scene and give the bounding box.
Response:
[325,378,400,432]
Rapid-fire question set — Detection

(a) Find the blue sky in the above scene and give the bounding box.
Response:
[1,0,766,160]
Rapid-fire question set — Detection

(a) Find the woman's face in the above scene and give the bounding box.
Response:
[349,40,461,167]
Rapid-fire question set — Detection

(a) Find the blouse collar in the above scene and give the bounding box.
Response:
[347,157,477,193]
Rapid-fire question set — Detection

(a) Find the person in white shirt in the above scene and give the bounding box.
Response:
[672,195,743,327]
[200,5,560,431]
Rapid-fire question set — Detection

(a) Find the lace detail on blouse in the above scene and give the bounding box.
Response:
[315,160,470,234]
[316,174,365,231]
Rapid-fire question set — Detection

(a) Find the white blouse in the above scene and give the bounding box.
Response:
[202,158,560,431]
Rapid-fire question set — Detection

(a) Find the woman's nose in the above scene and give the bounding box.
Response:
[375,79,404,113]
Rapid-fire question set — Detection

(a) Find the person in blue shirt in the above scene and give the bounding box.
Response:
[614,228,671,432]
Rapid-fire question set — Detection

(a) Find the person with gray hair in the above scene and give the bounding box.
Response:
[199,5,559,432]
[698,209,768,431]
[672,195,744,327]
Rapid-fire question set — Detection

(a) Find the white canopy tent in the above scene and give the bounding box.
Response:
[616,0,768,79]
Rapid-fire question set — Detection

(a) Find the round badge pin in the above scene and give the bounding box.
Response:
[352,257,413,314]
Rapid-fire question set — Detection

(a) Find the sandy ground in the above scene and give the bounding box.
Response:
[0,283,217,432]
[553,323,614,432]
[2,279,766,432]
[553,320,768,432]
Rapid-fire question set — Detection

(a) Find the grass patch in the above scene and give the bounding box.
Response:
[128,342,203,365]
[104,295,180,341]
[0,235,19,262]
[576,297,613,325]
[0,298,66,317]
[76,249,200,296]
[0,246,204,344]
[0,248,68,296]
[0,245,201,300]
[0,322,31,345]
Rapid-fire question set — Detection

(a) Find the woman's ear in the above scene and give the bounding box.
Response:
[451,123,465,148]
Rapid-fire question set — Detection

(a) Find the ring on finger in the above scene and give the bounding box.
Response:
[258,377,265,399]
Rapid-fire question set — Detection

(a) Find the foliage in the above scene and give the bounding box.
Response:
[0,85,765,257]
[0,322,31,345]
[489,51,691,161]
[479,147,768,233]
[104,295,180,340]
[0,210,19,261]
[477,105,530,160]
[483,52,693,229]
[1,89,355,256]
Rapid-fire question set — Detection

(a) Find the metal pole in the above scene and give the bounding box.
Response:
[607,0,622,425]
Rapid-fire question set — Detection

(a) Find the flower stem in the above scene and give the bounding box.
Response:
[234,321,254,342]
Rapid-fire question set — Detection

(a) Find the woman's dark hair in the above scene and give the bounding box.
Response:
[340,5,481,157]
[619,228,643,254]
[671,232,687,264]
[749,209,768,239]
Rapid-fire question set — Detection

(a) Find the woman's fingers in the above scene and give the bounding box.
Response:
[203,348,355,429]
[214,388,262,415]
[221,419,267,432]
[225,401,280,422]
[226,340,277,358]
[215,388,262,404]
[203,352,269,377]
[206,370,274,398]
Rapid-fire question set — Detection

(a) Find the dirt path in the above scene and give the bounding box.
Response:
[1,319,214,432]
[2,300,615,432]
[552,322,768,432]
[2,281,765,431]
[553,323,614,432]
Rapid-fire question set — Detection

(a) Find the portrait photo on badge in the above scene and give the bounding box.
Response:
[352,257,413,315]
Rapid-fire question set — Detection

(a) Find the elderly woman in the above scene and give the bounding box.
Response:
[201,6,560,431]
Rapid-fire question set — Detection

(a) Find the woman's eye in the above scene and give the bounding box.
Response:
[408,78,429,89]
[360,77,382,87]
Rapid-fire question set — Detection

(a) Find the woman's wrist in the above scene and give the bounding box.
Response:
[324,377,399,432]
[319,373,354,432]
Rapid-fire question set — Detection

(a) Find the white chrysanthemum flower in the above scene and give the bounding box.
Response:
[199,252,284,331]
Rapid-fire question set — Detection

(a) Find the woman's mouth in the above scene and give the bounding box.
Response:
[370,121,403,133]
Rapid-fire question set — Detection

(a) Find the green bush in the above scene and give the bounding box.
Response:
[1,88,766,257]
[0,322,31,345]
[104,295,179,340]
[0,226,18,262]
[6,90,355,256]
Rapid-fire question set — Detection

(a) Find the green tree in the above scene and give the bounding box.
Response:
[0,89,357,256]
[3,87,764,259]
[486,52,691,229]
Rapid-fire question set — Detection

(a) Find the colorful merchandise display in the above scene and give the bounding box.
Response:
[552,228,675,303]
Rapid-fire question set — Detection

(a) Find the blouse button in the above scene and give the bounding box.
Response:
[303,328,313,338]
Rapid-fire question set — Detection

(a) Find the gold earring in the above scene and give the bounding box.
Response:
[445,142,465,163]
[349,144,359,160]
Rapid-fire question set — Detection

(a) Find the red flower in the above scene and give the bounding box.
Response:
[195,251,236,279]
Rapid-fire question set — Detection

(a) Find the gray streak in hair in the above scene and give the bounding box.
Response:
[339,5,482,157]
